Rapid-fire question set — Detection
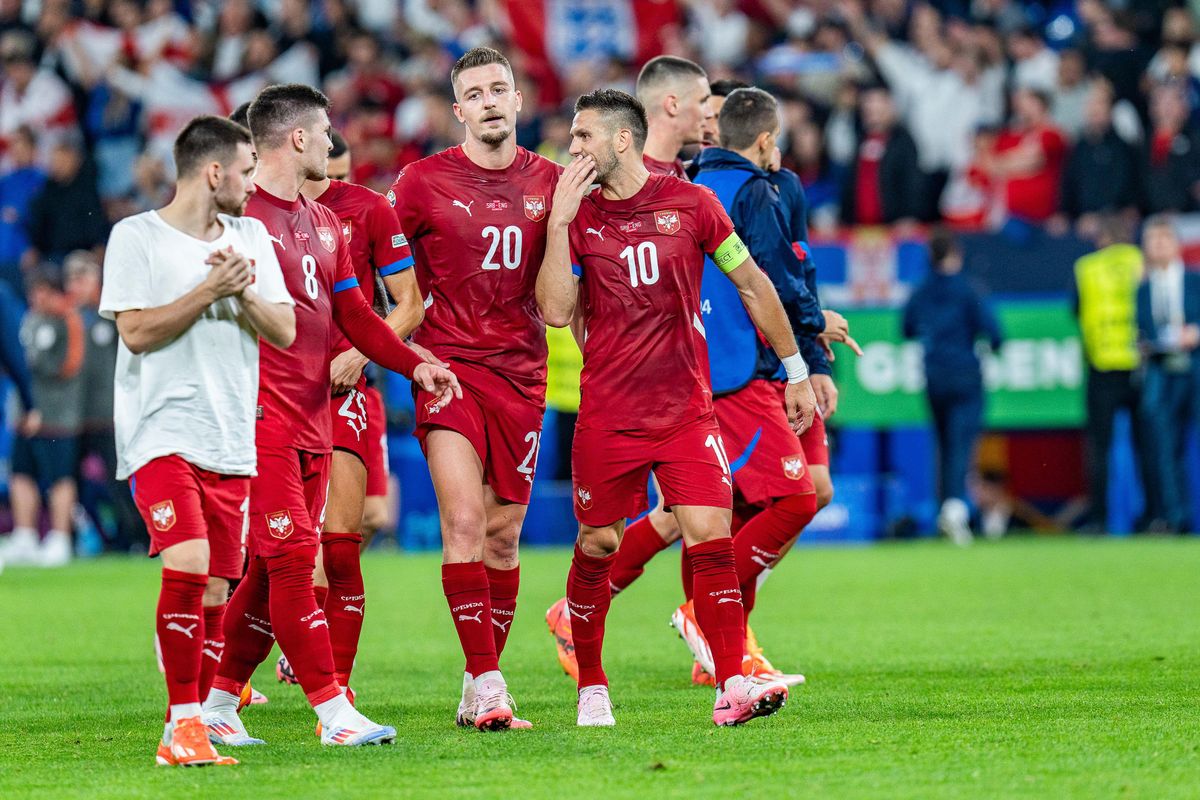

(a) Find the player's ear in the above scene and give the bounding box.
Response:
[664,93,679,118]
[292,126,306,154]
[205,160,222,191]
[451,101,466,124]
[514,88,523,114]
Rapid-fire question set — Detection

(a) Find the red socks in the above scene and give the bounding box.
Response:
[265,546,340,706]
[322,533,365,686]
[442,562,499,677]
[607,515,670,595]
[198,603,226,700]
[567,544,615,688]
[157,568,207,706]
[214,556,275,696]
[732,493,817,613]
[485,564,519,660]
[688,538,744,687]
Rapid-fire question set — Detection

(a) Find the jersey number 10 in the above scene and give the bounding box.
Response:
[621,242,659,288]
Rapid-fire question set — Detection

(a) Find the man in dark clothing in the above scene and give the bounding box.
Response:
[0,126,45,293]
[1060,83,1139,229]
[840,85,924,225]
[902,227,1003,545]
[1142,83,1200,215]
[1136,216,1200,533]
[23,135,109,265]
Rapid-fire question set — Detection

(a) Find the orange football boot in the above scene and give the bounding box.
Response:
[545,597,579,682]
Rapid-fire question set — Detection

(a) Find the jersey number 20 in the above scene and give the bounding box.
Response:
[482,225,523,270]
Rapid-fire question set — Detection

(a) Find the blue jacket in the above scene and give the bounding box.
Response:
[693,148,826,394]
[768,166,830,376]
[0,281,33,410]
[1136,269,1200,375]
[901,271,1002,394]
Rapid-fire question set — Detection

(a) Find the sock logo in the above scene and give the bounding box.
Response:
[344,603,364,615]
[149,500,176,532]
[716,597,743,605]
[248,623,274,638]
[309,618,329,629]
[491,617,512,632]
[202,647,223,662]
[165,621,198,638]
[457,610,484,624]
[569,608,594,622]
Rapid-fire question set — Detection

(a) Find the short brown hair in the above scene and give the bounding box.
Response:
[451,47,513,89]
[718,87,778,151]
[636,55,707,103]
[575,89,648,150]
[247,83,330,151]
[173,115,252,178]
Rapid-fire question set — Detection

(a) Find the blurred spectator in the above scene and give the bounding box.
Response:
[536,112,573,165]
[1142,82,1200,215]
[0,264,85,567]
[545,325,582,481]
[0,30,77,163]
[0,276,33,424]
[683,0,751,68]
[1071,216,1151,532]
[1136,216,1200,533]
[940,126,1002,229]
[1058,82,1140,237]
[1051,48,1092,141]
[840,85,923,226]
[0,126,44,292]
[988,87,1067,224]
[24,135,108,266]
[902,227,1003,545]
[1007,25,1059,92]
[1085,9,1152,111]
[788,118,842,232]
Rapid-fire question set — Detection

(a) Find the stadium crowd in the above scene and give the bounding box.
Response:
[2,0,1199,564]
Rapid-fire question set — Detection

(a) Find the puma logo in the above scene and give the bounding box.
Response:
[569,608,594,622]
[586,226,605,241]
[452,200,475,216]
[751,555,773,568]
[202,647,222,662]
[344,603,364,615]
[248,623,274,637]
[492,618,512,632]
[266,232,286,250]
[457,610,483,624]
[717,597,742,605]
[166,622,198,639]
[308,618,328,630]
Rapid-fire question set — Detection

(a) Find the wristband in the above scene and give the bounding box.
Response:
[781,353,809,384]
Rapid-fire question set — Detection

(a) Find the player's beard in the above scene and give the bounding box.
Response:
[592,146,619,183]
[214,185,248,217]
[479,126,512,146]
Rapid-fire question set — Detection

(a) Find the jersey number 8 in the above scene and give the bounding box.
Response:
[482,225,523,271]
[302,254,319,300]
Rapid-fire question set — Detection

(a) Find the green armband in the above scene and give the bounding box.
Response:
[712,232,749,273]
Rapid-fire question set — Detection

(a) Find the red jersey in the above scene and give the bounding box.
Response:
[316,179,414,358]
[247,187,357,452]
[995,125,1067,223]
[568,173,742,431]
[389,146,560,400]
[644,154,688,179]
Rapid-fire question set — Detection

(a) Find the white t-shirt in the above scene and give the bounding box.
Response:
[100,210,293,479]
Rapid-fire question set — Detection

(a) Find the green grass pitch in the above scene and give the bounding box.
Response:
[1,537,1198,798]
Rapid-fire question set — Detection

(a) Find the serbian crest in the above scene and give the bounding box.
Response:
[149,500,176,532]
[576,485,593,510]
[316,226,337,253]
[655,209,681,235]
[524,195,546,222]
[340,219,353,243]
[781,455,806,481]
[267,510,294,539]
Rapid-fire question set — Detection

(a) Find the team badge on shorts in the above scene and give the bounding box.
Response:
[316,226,337,253]
[340,219,352,243]
[149,500,176,532]
[267,510,295,539]
[781,455,806,481]
[523,195,546,222]
[654,209,681,235]
[424,397,442,416]
[575,485,593,510]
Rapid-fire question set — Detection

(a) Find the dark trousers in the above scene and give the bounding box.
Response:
[1141,364,1198,530]
[78,427,147,550]
[1085,368,1154,526]
[927,384,983,503]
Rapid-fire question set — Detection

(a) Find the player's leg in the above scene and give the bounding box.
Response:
[205,554,272,746]
[478,488,533,726]
[360,385,393,549]
[3,434,42,564]
[321,448,368,689]
[569,519,624,727]
[39,437,79,566]
[198,473,249,702]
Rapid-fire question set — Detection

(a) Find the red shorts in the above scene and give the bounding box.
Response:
[132,455,249,580]
[363,386,389,497]
[770,381,830,467]
[715,380,815,507]
[414,361,545,505]
[248,446,330,558]
[331,379,389,497]
[572,414,733,527]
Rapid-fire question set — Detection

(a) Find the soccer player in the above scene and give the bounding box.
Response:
[537,89,817,727]
[281,130,422,697]
[100,115,296,766]
[636,55,713,178]
[387,47,561,732]
[202,84,460,748]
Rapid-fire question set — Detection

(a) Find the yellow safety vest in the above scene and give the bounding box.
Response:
[1074,244,1143,371]
[545,325,582,412]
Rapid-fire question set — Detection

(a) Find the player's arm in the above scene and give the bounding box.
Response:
[537,155,595,327]
[114,250,252,354]
[329,270,423,393]
[720,243,816,434]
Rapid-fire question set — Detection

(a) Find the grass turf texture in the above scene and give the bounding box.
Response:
[1,537,1198,799]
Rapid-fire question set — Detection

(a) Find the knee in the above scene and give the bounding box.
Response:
[441,507,486,548]
[814,480,834,512]
[204,577,230,607]
[484,522,521,565]
[579,526,620,558]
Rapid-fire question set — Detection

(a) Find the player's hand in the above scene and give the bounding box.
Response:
[19,409,42,437]
[549,154,597,227]
[413,362,463,410]
[330,348,368,394]
[407,341,449,368]
[785,378,816,435]
[810,373,838,418]
[204,247,253,299]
